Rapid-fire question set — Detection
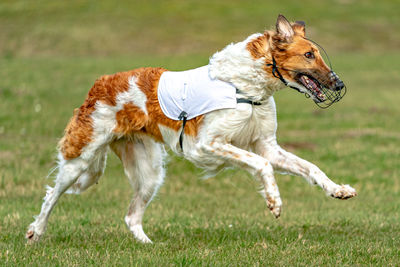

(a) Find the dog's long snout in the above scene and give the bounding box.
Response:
[329,71,344,91]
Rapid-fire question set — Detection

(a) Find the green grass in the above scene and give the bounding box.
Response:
[1,0,400,266]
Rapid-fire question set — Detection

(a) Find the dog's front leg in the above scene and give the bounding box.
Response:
[199,142,282,218]
[254,140,357,199]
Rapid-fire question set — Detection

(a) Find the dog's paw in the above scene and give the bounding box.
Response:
[270,206,281,218]
[266,197,282,218]
[25,227,41,244]
[129,225,153,244]
[331,184,357,200]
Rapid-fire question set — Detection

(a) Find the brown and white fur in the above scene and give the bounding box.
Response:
[26,15,356,244]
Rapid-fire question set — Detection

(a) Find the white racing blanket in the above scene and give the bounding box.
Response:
[157,65,237,120]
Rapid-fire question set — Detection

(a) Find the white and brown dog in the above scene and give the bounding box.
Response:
[26,15,356,243]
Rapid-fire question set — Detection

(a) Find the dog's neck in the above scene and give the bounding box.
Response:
[209,33,284,102]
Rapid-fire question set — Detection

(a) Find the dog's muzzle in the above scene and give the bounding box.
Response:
[309,71,346,108]
[295,70,346,108]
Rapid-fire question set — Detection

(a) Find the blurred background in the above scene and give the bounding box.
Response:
[0,0,399,265]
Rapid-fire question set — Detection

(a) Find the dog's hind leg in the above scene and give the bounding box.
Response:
[26,146,109,243]
[111,136,165,243]
[27,118,111,243]
[26,154,89,243]
[255,139,357,199]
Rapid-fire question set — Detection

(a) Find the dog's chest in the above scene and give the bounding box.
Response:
[236,106,277,146]
[204,97,278,149]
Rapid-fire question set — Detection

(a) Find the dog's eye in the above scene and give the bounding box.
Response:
[304,52,314,59]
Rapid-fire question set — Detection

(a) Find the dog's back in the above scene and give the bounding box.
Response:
[58,67,205,160]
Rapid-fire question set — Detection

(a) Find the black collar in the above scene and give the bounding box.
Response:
[236,98,262,105]
[236,88,262,105]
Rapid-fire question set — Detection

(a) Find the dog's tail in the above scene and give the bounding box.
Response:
[57,108,80,155]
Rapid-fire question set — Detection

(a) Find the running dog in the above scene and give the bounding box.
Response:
[26,14,357,244]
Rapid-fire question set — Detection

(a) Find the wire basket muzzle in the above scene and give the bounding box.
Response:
[313,74,347,108]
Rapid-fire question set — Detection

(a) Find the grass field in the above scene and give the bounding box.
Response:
[1,0,400,265]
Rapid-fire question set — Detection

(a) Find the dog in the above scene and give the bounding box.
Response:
[26,14,357,244]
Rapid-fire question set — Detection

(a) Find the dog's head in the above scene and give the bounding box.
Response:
[248,15,345,107]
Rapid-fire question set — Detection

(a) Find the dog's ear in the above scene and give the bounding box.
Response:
[275,14,294,42]
[292,21,306,37]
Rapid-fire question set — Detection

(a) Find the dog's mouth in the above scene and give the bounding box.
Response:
[297,74,326,103]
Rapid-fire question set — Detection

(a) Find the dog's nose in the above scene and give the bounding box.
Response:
[329,71,344,91]
[335,79,345,91]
